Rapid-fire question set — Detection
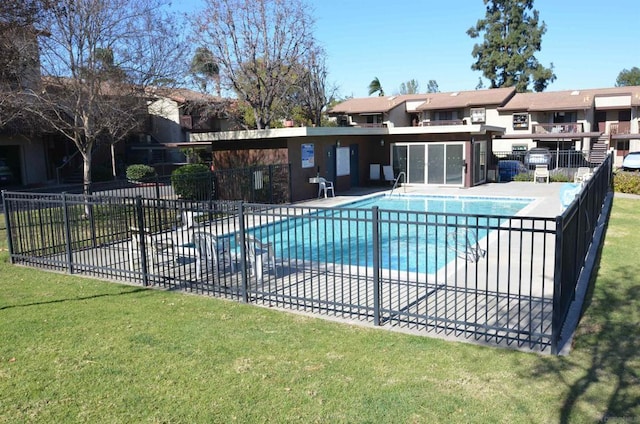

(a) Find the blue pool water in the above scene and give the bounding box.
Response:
[250,195,533,274]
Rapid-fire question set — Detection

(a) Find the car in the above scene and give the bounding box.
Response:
[622,151,640,171]
[498,160,527,182]
[524,147,554,169]
[0,158,13,185]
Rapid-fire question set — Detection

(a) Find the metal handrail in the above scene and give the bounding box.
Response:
[389,171,405,195]
[55,150,82,184]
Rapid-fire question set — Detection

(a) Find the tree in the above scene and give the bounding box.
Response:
[399,79,419,95]
[467,0,556,92]
[21,0,187,192]
[368,77,384,96]
[196,0,317,129]
[426,79,439,93]
[190,46,220,96]
[0,1,47,128]
[290,46,337,126]
[616,67,640,87]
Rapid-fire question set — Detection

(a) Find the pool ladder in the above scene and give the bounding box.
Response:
[389,172,406,195]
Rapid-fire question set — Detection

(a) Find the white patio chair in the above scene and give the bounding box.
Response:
[317,177,335,198]
[382,165,395,184]
[192,232,226,279]
[232,233,276,281]
[534,164,550,184]
[129,226,175,270]
[573,167,592,184]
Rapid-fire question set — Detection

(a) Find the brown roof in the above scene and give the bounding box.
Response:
[500,86,640,111]
[415,87,516,111]
[147,87,223,104]
[328,94,431,114]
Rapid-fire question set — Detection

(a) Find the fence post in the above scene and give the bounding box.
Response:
[372,206,381,326]
[238,202,249,303]
[61,192,74,274]
[268,165,274,203]
[134,196,150,287]
[2,190,15,264]
[288,163,293,203]
[551,214,564,354]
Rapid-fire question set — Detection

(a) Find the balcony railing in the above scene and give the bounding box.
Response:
[533,123,583,134]
[609,121,631,135]
[421,119,465,126]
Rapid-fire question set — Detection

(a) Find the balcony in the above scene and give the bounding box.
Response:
[533,123,583,134]
[421,119,465,126]
[609,121,631,135]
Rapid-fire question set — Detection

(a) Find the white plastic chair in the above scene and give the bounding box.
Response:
[382,165,395,184]
[534,164,549,184]
[129,226,175,270]
[233,234,276,281]
[573,167,592,184]
[317,177,335,198]
[193,232,229,279]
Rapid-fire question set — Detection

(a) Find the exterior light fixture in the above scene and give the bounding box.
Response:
[380,139,385,146]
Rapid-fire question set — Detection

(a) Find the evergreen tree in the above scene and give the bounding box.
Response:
[615,67,640,87]
[467,0,555,92]
[399,79,419,95]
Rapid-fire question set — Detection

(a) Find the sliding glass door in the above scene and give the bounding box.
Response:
[392,142,465,186]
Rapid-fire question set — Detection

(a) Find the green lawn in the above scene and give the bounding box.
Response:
[1,198,639,423]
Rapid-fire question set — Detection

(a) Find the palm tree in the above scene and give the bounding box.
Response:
[368,77,384,96]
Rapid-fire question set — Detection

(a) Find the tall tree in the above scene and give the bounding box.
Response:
[368,77,384,96]
[615,67,640,87]
[0,0,47,128]
[21,0,187,191]
[467,0,556,92]
[399,79,419,95]
[426,79,439,93]
[196,0,317,129]
[190,46,220,95]
[291,46,336,126]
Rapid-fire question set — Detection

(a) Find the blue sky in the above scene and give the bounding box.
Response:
[173,0,640,98]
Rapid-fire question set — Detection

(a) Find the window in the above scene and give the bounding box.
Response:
[435,111,454,121]
[470,108,486,123]
[513,113,529,129]
[616,140,630,156]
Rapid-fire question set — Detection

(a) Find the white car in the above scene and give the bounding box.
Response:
[622,152,640,171]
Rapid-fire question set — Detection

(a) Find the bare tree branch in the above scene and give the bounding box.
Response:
[196,0,317,129]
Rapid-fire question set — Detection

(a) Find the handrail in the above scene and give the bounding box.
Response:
[389,171,405,195]
[55,150,82,184]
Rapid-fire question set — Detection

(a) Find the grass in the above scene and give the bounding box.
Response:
[1,198,639,423]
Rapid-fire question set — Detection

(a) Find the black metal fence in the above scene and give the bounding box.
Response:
[493,149,601,181]
[20,164,292,204]
[2,157,613,353]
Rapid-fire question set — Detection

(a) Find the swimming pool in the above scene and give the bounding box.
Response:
[249,194,533,274]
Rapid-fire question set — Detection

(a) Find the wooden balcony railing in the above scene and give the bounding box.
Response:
[609,121,631,135]
[533,123,583,134]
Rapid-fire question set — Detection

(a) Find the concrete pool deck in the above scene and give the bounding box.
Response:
[299,181,567,218]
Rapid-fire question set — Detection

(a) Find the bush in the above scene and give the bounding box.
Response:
[513,172,531,182]
[126,164,156,182]
[171,164,213,200]
[614,171,640,194]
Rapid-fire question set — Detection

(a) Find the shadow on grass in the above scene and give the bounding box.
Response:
[528,263,640,423]
[0,286,149,311]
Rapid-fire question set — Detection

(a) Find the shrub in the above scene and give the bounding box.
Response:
[614,171,640,194]
[513,172,531,182]
[126,164,156,182]
[171,164,213,200]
